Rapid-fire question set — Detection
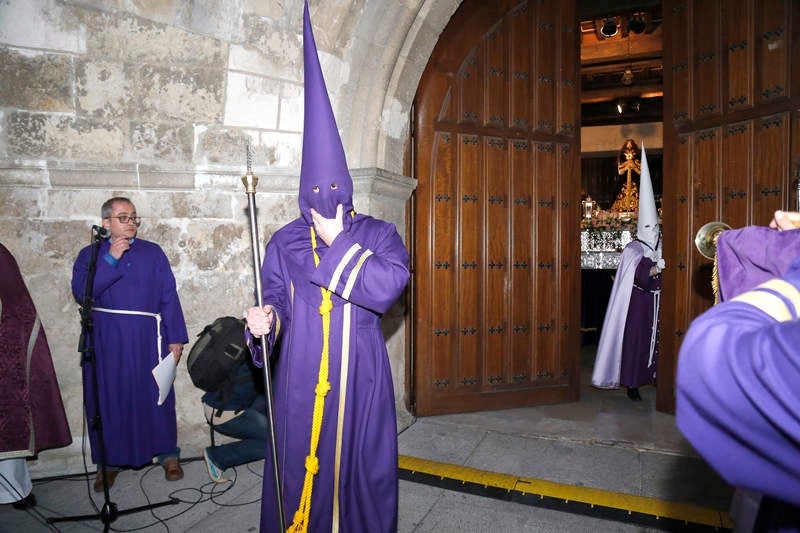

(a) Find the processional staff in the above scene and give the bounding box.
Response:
[241,144,286,531]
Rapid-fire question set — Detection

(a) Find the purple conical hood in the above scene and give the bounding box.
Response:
[299,0,354,230]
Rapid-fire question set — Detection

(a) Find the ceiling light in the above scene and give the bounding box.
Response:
[621,68,634,86]
[600,18,618,37]
[616,100,624,114]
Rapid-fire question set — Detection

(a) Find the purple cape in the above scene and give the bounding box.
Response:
[0,243,71,457]
[253,213,409,533]
[71,238,187,467]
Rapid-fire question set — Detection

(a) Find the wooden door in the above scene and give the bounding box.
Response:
[412,0,581,416]
[660,0,800,413]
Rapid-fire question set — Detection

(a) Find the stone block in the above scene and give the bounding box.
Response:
[70,0,180,27]
[259,131,302,167]
[7,112,125,160]
[47,162,139,188]
[194,170,247,190]
[0,0,86,53]
[138,168,196,189]
[45,189,119,220]
[175,0,243,42]
[130,121,194,163]
[243,0,284,19]
[0,187,43,218]
[174,220,248,271]
[162,190,236,220]
[279,82,303,132]
[195,126,255,166]
[224,72,279,129]
[84,10,226,65]
[0,165,49,187]
[232,16,302,81]
[135,64,225,122]
[0,48,73,112]
[76,59,133,119]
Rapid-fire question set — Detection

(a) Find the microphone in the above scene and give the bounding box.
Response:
[92,225,110,239]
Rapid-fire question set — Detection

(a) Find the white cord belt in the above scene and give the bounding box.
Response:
[93,307,163,360]
[648,289,661,368]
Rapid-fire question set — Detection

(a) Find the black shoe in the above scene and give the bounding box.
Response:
[12,493,36,510]
[627,387,642,401]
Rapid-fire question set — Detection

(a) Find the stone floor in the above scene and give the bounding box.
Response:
[0,346,734,532]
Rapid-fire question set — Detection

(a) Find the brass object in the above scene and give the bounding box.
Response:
[241,144,259,194]
[610,139,641,214]
[694,221,731,260]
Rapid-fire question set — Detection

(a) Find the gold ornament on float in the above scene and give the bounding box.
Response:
[610,139,641,217]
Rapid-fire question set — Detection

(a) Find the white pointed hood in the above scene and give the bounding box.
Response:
[637,142,660,251]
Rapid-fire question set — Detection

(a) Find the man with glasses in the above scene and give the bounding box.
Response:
[71,197,188,491]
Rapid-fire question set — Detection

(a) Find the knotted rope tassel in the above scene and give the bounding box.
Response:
[288,227,332,533]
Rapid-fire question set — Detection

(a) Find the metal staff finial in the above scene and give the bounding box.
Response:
[242,143,259,194]
[240,146,286,531]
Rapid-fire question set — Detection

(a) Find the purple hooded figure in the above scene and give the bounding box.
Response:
[591,142,663,401]
[246,2,410,532]
[677,216,800,531]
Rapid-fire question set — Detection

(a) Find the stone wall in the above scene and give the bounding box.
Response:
[0,0,459,476]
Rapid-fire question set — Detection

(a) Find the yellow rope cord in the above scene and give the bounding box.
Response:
[712,249,720,304]
[287,227,332,533]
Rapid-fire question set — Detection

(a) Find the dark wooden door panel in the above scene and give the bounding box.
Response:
[533,2,556,134]
[753,113,790,221]
[690,128,721,319]
[557,2,579,137]
[723,0,754,112]
[509,6,530,133]
[667,1,691,124]
[756,0,791,105]
[693,1,722,119]
[457,134,482,391]
[486,23,508,130]
[660,0,800,413]
[556,143,580,390]
[431,131,457,393]
[721,121,752,228]
[484,137,509,386]
[510,139,533,387]
[532,142,557,383]
[413,0,579,415]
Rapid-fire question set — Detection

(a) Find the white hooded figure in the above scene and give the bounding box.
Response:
[591,142,663,400]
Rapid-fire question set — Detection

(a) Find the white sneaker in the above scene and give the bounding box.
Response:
[203,448,228,483]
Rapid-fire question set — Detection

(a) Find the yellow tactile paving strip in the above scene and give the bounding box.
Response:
[399,455,733,529]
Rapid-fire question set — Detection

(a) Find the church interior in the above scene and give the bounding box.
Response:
[1,0,798,530]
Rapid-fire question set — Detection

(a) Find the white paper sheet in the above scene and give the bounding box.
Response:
[151,355,177,406]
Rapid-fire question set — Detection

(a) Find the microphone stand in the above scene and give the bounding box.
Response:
[242,147,286,531]
[48,226,177,532]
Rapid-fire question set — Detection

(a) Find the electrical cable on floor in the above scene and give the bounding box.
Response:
[0,470,64,532]
[22,454,264,532]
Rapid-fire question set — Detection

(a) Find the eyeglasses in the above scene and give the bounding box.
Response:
[107,216,142,226]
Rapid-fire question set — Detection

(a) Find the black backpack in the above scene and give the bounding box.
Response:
[186,316,247,392]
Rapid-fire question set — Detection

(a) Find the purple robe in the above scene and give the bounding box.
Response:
[676,255,800,531]
[0,243,71,457]
[71,238,188,467]
[592,240,660,388]
[253,214,409,533]
[678,226,800,531]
